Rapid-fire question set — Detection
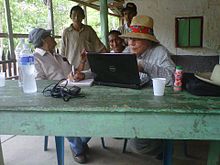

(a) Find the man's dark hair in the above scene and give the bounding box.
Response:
[69,5,85,19]
[108,30,122,36]
[121,2,137,16]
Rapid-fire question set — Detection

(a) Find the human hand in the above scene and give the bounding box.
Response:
[76,49,88,72]
[74,72,85,81]
[80,49,87,64]
[137,59,144,72]
[67,72,74,81]
[67,71,85,82]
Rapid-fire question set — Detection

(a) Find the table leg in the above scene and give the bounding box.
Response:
[0,138,4,165]
[163,140,173,165]
[207,141,220,165]
[55,136,64,165]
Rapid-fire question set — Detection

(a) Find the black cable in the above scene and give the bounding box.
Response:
[42,79,84,102]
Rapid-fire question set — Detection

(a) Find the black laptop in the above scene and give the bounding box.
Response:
[87,52,149,89]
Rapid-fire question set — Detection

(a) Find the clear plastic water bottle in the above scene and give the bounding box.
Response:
[20,44,37,93]
[15,38,25,87]
[15,38,25,60]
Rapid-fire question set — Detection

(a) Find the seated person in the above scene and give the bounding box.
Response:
[108,30,125,53]
[73,30,126,81]
[120,15,176,158]
[28,28,71,80]
[29,28,90,164]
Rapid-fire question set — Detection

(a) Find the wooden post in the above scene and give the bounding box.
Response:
[207,141,220,165]
[0,139,4,165]
[99,0,109,49]
[4,0,15,59]
[83,5,87,25]
[47,0,55,36]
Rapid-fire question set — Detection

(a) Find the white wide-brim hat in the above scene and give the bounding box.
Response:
[194,64,220,86]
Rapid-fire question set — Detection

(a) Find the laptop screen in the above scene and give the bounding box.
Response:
[87,52,141,85]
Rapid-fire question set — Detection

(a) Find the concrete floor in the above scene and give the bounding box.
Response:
[1,135,210,165]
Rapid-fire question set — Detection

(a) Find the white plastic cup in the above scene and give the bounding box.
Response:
[152,78,166,96]
[0,72,6,87]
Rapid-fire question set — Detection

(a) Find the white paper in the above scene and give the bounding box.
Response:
[61,79,94,87]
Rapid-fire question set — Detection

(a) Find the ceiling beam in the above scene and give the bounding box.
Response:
[70,0,120,17]
[86,0,98,3]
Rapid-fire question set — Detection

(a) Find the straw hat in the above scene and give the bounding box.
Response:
[120,15,159,43]
[195,64,220,86]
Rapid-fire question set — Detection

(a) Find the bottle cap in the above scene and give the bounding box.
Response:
[176,66,183,70]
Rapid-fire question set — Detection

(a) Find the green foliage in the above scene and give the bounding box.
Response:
[0,0,6,32]
[53,0,75,35]
[11,1,48,33]
[0,0,119,51]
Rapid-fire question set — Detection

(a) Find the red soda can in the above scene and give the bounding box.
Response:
[174,66,183,91]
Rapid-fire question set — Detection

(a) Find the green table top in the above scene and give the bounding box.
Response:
[0,80,220,114]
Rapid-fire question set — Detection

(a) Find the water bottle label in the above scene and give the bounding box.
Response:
[20,56,34,65]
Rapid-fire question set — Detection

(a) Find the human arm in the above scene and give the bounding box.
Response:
[88,26,107,52]
[60,30,67,57]
[67,69,92,82]
[76,49,87,72]
[67,50,93,81]
[139,46,175,86]
[34,56,47,80]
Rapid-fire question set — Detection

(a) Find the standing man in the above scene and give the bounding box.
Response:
[61,5,106,70]
[61,5,106,164]
[118,2,137,35]
[120,15,175,159]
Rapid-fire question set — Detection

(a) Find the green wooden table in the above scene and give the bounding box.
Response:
[0,80,220,165]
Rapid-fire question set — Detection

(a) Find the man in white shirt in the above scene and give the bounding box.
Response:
[29,28,90,164]
[29,28,71,80]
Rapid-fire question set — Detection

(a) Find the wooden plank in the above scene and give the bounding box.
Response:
[0,140,4,165]
[207,141,220,165]
[177,18,189,47]
[100,0,109,48]
[70,0,120,17]
[190,18,202,47]
[0,33,29,38]
[3,0,15,59]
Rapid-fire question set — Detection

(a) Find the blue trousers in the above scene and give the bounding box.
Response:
[66,137,91,155]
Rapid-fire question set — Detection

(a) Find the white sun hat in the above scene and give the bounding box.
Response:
[194,64,220,86]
